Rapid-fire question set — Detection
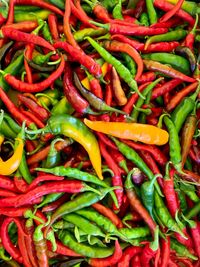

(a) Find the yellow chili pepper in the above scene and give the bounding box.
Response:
[84,119,169,146]
[0,137,24,175]
[81,62,108,89]
[0,134,4,147]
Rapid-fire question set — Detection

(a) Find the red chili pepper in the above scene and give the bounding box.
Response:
[48,14,59,41]
[185,15,199,50]
[103,40,143,80]
[111,34,144,51]
[0,207,31,217]
[111,148,128,174]
[89,240,122,267]
[137,72,156,84]
[151,17,181,28]
[54,42,102,78]
[63,0,79,48]
[122,82,150,114]
[0,14,6,27]
[131,255,142,267]
[154,0,195,26]
[47,240,81,257]
[18,94,50,121]
[93,3,111,23]
[3,54,65,93]
[159,0,185,23]
[24,44,34,84]
[176,257,194,267]
[0,27,55,51]
[143,59,196,83]
[188,220,200,258]
[118,246,142,267]
[63,63,90,113]
[42,194,69,213]
[5,0,15,25]
[2,21,38,32]
[92,203,123,228]
[99,140,123,210]
[159,236,170,267]
[1,217,26,263]
[20,109,45,128]
[0,87,35,127]
[89,77,103,99]
[166,82,198,111]
[151,78,182,100]
[123,140,167,166]
[14,176,28,193]
[70,0,97,29]
[96,132,117,150]
[163,168,179,218]
[0,189,18,197]
[26,174,64,192]
[104,71,113,106]
[134,0,145,18]
[0,175,17,191]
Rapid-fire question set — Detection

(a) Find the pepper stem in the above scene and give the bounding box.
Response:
[124,168,135,189]
[150,225,159,251]
[24,209,45,224]
[87,21,109,30]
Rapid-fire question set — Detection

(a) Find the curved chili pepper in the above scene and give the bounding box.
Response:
[185,14,199,50]
[2,54,65,93]
[47,240,81,257]
[89,240,122,267]
[118,246,142,267]
[159,0,185,23]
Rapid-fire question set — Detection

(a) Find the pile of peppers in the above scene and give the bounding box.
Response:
[0,0,200,266]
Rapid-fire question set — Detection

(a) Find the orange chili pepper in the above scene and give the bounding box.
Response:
[84,119,169,145]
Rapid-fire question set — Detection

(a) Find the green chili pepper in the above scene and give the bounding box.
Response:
[14,9,51,22]
[163,116,182,172]
[0,120,17,139]
[112,0,123,19]
[63,213,105,237]
[85,37,144,99]
[44,187,118,235]
[42,21,53,44]
[145,30,187,49]
[47,0,65,10]
[59,230,114,258]
[74,28,107,43]
[141,175,159,219]
[142,53,191,75]
[36,88,61,108]
[139,12,150,26]
[186,201,200,219]
[146,0,157,24]
[53,220,75,230]
[131,78,163,121]
[51,97,74,115]
[170,238,198,260]
[118,227,151,239]
[121,53,137,77]
[154,191,186,238]
[0,41,13,69]
[171,82,200,134]
[102,0,119,11]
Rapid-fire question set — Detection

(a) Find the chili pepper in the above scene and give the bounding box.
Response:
[119,226,151,240]
[84,119,169,145]
[170,238,197,260]
[0,174,17,191]
[43,138,64,168]
[18,94,50,121]
[143,60,196,83]
[133,0,145,18]
[121,53,137,77]
[1,54,65,93]
[139,12,149,26]
[186,201,200,219]
[143,52,190,75]
[141,174,159,219]
[85,37,143,99]
[124,169,157,234]
[151,78,182,100]
[171,82,200,133]
[103,40,143,81]
[33,223,48,267]
[74,73,127,115]
[159,0,185,23]
[0,27,54,51]
[48,14,59,41]
[0,189,17,197]
[54,41,102,78]
[92,203,123,228]
[14,174,28,192]
[154,191,186,237]
[90,21,168,37]
[159,236,170,267]
[175,46,196,73]
[146,0,157,25]
[153,0,195,25]
[181,108,197,167]
[140,226,160,267]
[42,194,69,213]
[118,246,142,267]
[87,73,103,99]
[163,116,182,172]
[111,34,144,51]
[58,230,114,258]
[74,28,107,43]
[44,187,117,235]
[88,240,122,267]
[63,213,105,237]
[145,29,187,50]
[166,0,200,15]
[1,217,24,263]
[185,14,199,50]
[131,77,163,121]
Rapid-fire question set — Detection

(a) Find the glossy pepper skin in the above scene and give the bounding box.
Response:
[28,114,103,180]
